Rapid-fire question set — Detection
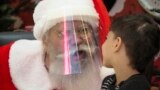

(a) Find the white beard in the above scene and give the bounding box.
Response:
[49,62,101,90]
[47,44,102,90]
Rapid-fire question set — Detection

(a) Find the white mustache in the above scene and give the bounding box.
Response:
[55,44,97,60]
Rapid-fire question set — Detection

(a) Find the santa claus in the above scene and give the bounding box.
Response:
[0,0,114,90]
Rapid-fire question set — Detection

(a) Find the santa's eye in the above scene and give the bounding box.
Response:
[57,31,64,38]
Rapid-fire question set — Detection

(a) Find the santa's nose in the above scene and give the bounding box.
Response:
[75,35,84,45]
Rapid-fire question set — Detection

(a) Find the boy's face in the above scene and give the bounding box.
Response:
[102,31,116,68]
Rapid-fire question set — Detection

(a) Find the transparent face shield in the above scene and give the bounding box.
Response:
[48,16,102,75]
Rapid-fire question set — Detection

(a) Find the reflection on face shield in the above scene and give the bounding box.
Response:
[48,19,101,75]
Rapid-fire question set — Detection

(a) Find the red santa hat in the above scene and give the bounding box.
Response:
[33,0,110,45]
[93,0,111,45]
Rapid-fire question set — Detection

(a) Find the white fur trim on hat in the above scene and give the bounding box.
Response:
[33,0,99,40]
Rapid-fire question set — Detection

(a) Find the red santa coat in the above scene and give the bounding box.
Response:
[0,40,54,90]
[0,43,16,90]
[0,40,114,90]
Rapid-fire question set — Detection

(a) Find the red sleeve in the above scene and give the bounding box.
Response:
[0,43,17,90]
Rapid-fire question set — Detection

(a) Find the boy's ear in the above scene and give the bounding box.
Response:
[113,37,122,52]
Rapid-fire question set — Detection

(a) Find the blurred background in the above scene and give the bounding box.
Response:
[0,0,159,32]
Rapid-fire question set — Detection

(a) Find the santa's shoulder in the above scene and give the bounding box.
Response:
[9,40,43,70]
[9,40,51,90]
[10,40,43,57]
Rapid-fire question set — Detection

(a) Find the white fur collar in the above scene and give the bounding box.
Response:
[9,40,114,90]
[9,40,52,90]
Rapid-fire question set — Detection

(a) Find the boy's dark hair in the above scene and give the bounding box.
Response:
[110,13,160,82]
